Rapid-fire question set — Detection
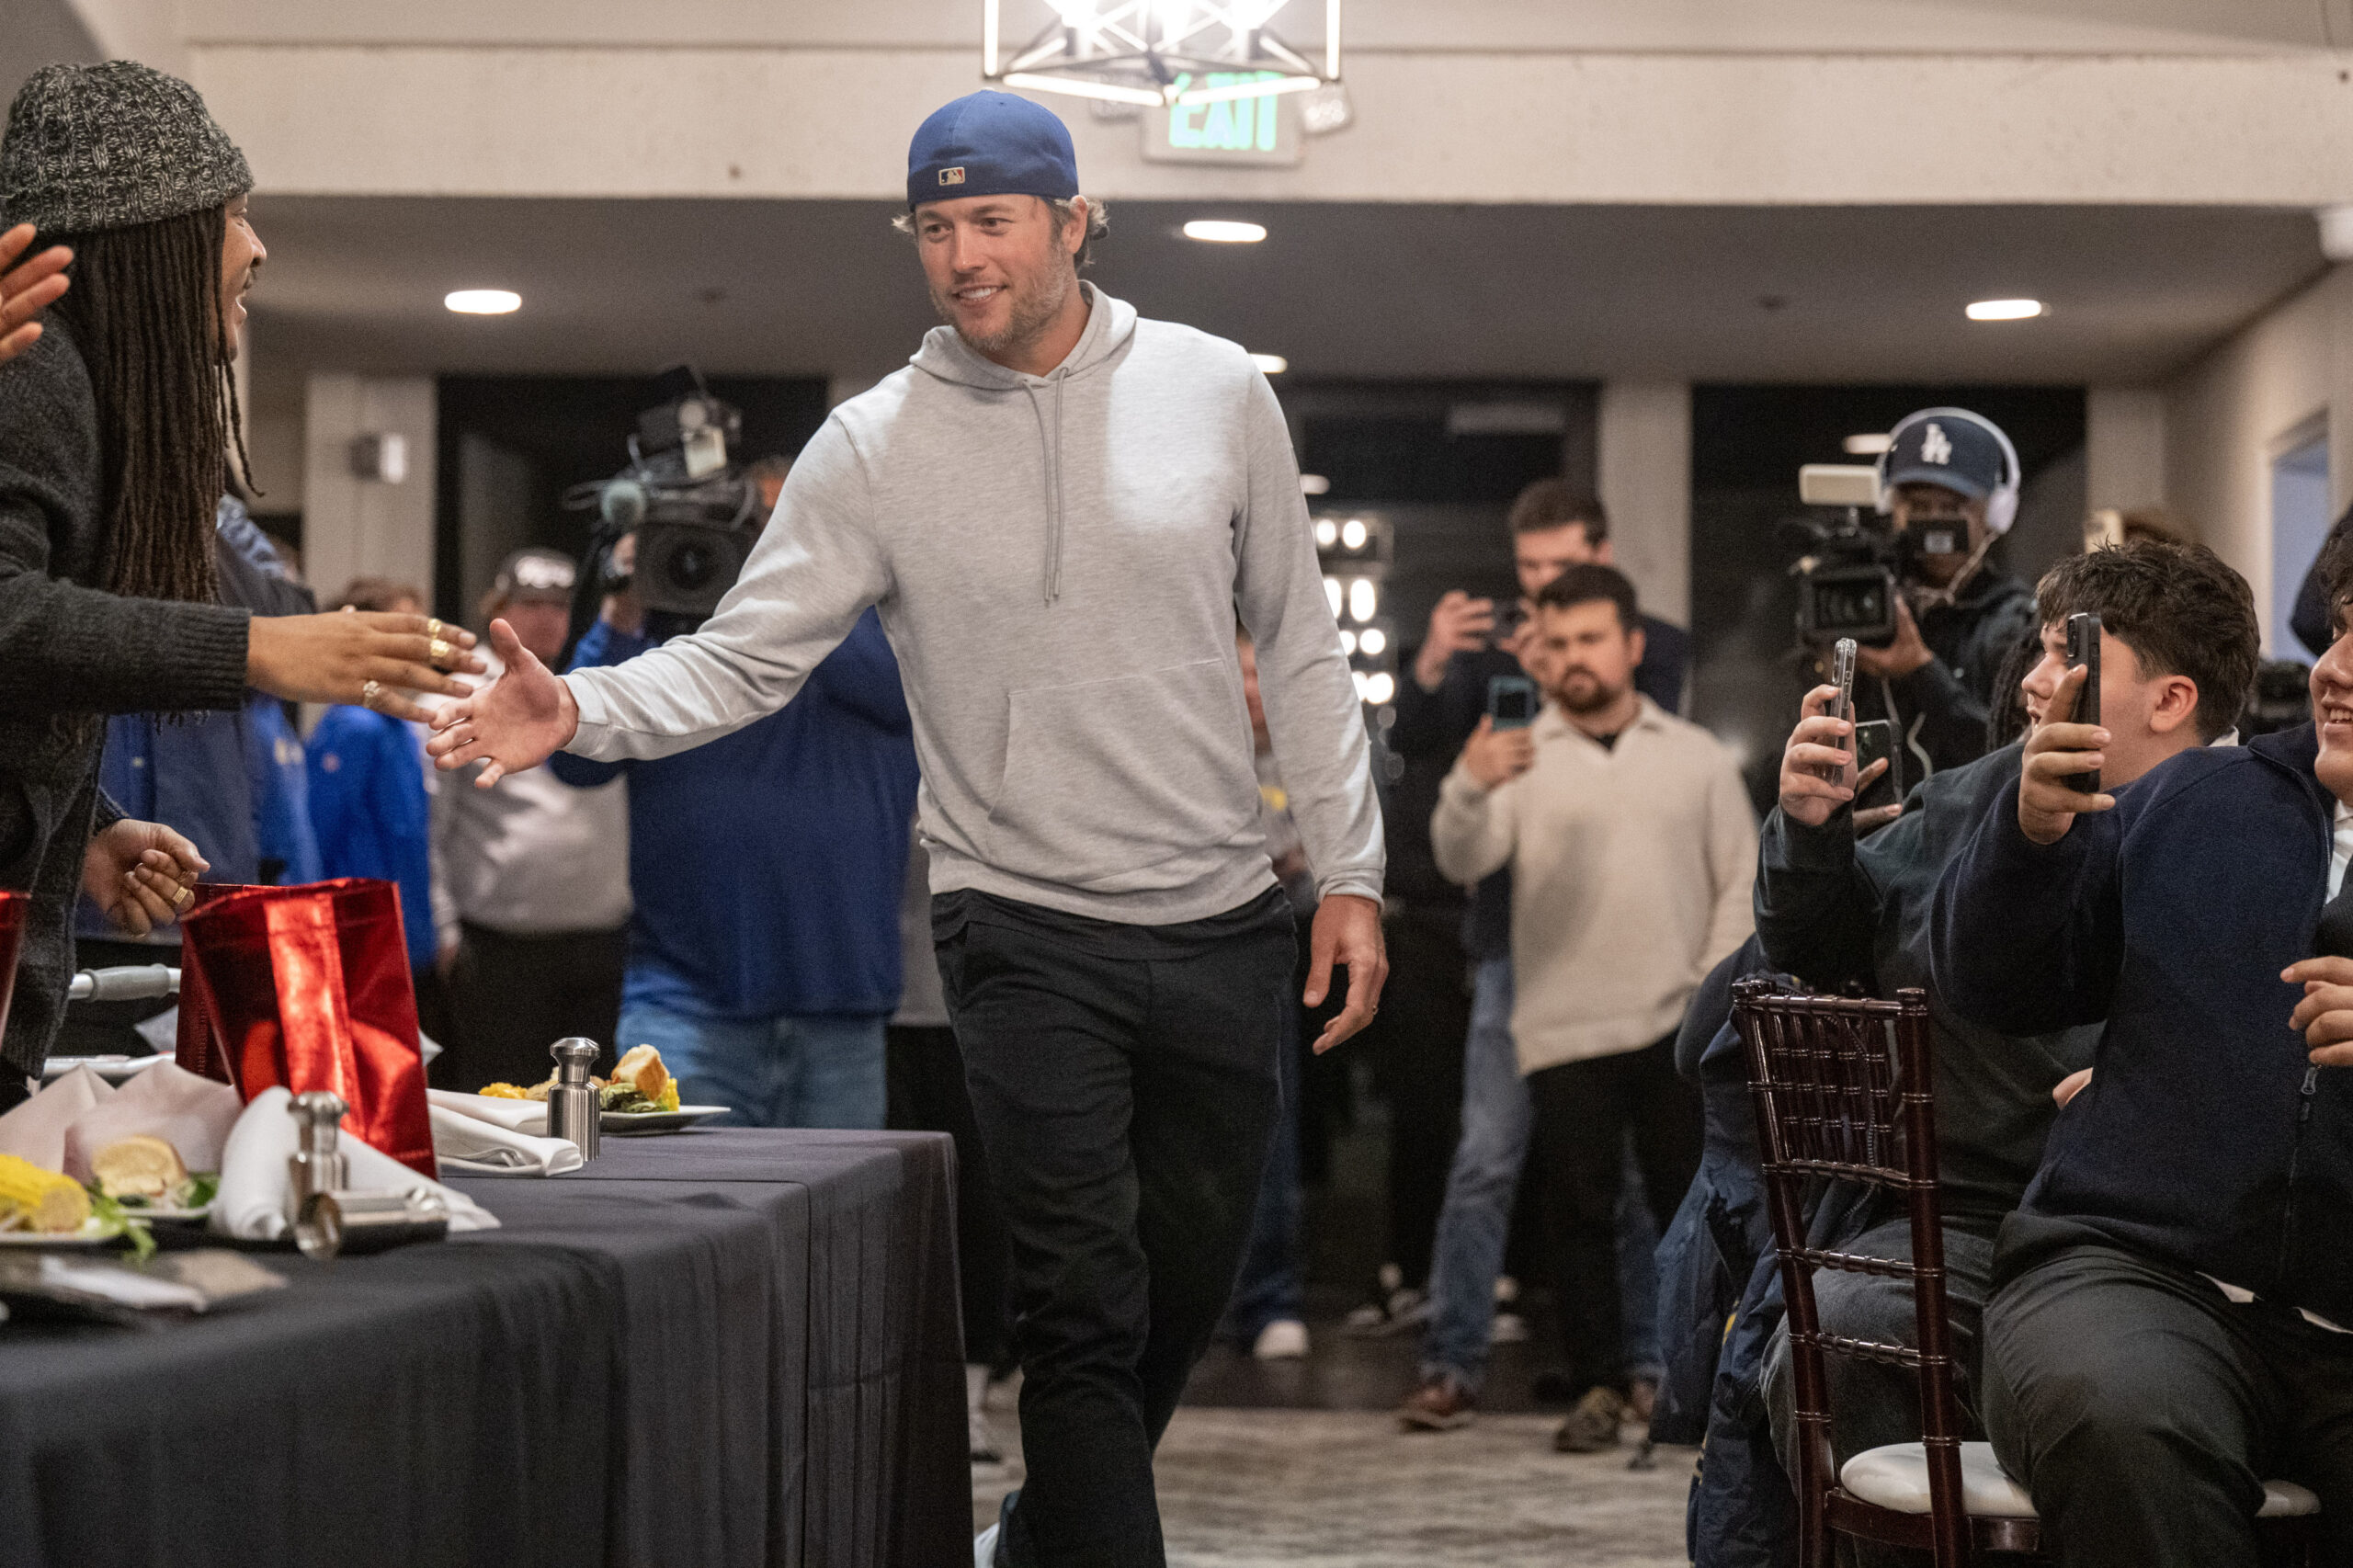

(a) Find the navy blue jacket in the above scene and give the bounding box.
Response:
[554,609,919,1021]
[1930,723,2353,1325]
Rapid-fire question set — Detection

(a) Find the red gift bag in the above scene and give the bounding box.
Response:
[0,891,26,1045]
[176,879,436,1177]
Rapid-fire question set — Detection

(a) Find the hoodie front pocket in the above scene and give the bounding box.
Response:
[985,658,1259,892]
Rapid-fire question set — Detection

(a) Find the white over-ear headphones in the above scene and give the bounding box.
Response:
[1875,407,2022,537]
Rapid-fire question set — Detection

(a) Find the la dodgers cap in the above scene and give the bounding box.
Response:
[1882,410,2008,500]
[906,91,1079,210]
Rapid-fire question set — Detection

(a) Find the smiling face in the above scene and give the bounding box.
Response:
[218,193,264,360]
[2313,623,2353,805]
[912,193,1084,364]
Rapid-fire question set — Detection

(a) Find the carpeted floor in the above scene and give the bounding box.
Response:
[972,1402,1696,1566]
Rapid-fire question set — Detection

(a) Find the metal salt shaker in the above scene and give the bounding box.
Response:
[546,1038,601,1161]
[286,1091,349,1222]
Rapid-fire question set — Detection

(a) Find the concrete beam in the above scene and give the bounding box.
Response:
[192,47,2353,209]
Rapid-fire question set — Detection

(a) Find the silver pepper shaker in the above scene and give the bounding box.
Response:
[546,1038,601,1161]
[287,1091,349,1222]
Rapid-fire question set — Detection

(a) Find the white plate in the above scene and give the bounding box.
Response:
[40,1054,171,1084]
[0,1217,130,1246]
[600,1105,730,1135]
[114,1203,210,1223]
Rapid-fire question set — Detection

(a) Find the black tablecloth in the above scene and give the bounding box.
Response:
[0,1129,967,1568]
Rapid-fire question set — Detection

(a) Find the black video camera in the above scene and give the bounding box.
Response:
[568,368,760,637]
[1785,464,1956,646]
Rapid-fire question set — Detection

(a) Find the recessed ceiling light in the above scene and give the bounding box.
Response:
[1249,353,1288,374]
[1843,434,1893,455]
[1966,298,2045,322]
[445,290,521,315]
[1184,220,1267,244]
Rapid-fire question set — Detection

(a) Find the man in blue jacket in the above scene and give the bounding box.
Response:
[1932,546,2353,1566]
[556,545,918,1129]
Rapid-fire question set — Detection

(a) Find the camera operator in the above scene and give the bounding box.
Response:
[1837,408,2039,778]
[551,460,919,1131]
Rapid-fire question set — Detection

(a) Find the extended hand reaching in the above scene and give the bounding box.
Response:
[425,619,580,787]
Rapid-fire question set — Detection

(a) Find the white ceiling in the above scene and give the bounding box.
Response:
[243,195,2327,408]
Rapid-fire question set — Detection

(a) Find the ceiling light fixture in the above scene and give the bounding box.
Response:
[1182,219,1267,244]
[984,0,1342,109]
[1965,298,2046,322]
[1249,353,1289,374]
[445,290,521,315]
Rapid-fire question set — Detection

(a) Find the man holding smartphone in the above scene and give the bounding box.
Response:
[1748,540,2258,1524]
[1390,483,1688,1418]
[1429,564,1752,1451]
[1930,534,2352,1568]
[426,92,1387,1568]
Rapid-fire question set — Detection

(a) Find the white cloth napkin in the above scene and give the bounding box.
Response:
[61,1062,242,1182]
[428,1104,582,1176]
[0,1066,114,1172]
[210,1087,499,1241]
[426,1088,548,1135]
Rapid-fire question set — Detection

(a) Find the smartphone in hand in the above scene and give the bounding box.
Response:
[1816,637,1859,780]
[2064,612,2102,796]
[1852,719,1903,814]
[1488,675,1538,731]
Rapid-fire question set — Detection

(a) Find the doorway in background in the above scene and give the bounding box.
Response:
[2270,419,2331,661]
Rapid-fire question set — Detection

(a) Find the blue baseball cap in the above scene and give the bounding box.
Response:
[906,91,1079,210]
[1882,408,2009,500]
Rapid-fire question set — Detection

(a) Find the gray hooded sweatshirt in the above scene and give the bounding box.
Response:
[563,286,1384,926]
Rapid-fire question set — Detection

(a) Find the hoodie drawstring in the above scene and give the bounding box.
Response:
[1026,375,1068,607]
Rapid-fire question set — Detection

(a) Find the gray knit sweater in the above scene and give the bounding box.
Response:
[0,311,251,1078]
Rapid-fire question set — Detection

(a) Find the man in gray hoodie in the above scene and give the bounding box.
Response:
[428,91,1387,1567]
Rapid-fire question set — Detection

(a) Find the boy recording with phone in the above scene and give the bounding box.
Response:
[1751,539,2259,1507]
[1930,538,2353,1568]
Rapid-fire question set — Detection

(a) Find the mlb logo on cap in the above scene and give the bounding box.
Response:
[939,167,966,186]
[906,90,1080,209]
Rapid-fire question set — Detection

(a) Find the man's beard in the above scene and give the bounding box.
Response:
[932,258,1074,358]
[1552,670,1626,716]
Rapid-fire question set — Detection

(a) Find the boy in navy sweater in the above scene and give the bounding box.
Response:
[1932,546,2353,1566]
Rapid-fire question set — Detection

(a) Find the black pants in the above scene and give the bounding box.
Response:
[1985,1226,2353,1568]
[440,923,627,1091]
[1527,1032,1700,1399]
[1367,909,1468,1290]
[885,1022,1012,1371]
[937,889,1293,1568]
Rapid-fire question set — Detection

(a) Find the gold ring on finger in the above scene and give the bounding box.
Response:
[172,884,194,910]
[428,638,453,665]
[426,619,444,640]
[361,678,383,710]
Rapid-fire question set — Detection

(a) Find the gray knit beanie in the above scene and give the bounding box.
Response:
[0,61,252,235]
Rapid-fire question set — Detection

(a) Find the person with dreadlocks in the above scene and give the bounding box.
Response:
[0,62,482,1103]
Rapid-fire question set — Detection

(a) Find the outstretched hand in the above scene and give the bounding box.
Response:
[425,618,580,787]
[0,224,71,366]
[1304,892,1389,1054]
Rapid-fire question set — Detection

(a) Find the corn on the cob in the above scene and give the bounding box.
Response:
[0,1153,91,1233]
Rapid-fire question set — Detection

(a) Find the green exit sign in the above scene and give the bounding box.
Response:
[1142,74,1302,166]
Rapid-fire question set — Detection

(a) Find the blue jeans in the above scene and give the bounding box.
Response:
[616,994,886,1129]
[1420,957,1529,1389]
[1418,957,1667,1391]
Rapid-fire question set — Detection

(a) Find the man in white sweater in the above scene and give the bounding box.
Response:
[425,92,1386,1568]
[1432,562,1755,1453]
